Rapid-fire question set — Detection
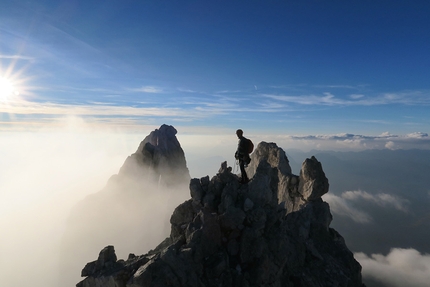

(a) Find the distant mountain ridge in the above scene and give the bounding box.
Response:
[76,128,364,287]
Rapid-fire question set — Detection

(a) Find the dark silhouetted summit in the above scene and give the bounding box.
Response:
[77,139,364,287]
[116,124,190,187]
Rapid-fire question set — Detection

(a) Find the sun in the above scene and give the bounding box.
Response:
[0,76,19,101]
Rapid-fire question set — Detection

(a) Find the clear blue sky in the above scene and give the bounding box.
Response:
[1,0,430,137]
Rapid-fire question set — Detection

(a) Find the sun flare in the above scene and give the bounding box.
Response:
[0,77,19,101]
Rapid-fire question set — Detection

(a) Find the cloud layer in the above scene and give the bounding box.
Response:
[324,190,409,223]
[356,248,430,287]
[276,132,430,151]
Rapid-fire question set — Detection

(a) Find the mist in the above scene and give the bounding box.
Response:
[0,119,240,287]
[1,120,429,287]
[0,123,143,286]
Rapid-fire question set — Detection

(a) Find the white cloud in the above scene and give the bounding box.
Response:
[356,248,430,287]
[379,131,393,137]
[176,87,200,93]
[129,86,164,93]
[323,190,410,223]
[263,91,430,106]
[0,54,34,60]
[406,132,428,138]
[278,132,430,151]
[323,193,373,223]
[349,94,365,99]
[385,141,397,150]
[342,190,409,212]
[0,99,210,125]
[314,84,362,89]
[262,93,344,106]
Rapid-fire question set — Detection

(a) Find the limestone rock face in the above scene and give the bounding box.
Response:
[247,141,292,177]
[248,142,329,212]
[77,142,364,287]
[299,156,329,201]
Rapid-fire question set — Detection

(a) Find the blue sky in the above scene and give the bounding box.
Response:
[1,0,430,139]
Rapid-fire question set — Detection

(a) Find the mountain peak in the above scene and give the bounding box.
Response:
[115,124,190,187]
[77,140,364,287]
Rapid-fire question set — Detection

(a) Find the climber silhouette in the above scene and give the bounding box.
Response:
[235,129,251,184]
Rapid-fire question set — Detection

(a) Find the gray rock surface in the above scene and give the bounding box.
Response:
[77,141,364,287]
[248,142,329,212]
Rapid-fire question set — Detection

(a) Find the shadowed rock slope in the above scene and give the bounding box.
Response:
[77,141,364,287]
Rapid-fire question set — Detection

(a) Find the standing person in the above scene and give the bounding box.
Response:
[235,129,251,183]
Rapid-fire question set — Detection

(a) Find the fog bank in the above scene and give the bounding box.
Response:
[0,126,141,286]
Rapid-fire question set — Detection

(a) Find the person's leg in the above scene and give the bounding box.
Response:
[239,160,249,183]
[239,160,245,182]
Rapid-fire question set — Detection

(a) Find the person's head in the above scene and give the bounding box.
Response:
[236,129,243,138]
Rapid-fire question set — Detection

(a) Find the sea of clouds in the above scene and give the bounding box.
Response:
[1,118,430,287]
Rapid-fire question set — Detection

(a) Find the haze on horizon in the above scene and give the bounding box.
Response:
[1,1,430,287]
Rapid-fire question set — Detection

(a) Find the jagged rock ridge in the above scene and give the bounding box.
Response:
[77,141,364,287]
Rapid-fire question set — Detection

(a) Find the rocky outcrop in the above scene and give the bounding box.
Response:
[77,141,363,287]
[248,142,329,212]
[60,125,191,286]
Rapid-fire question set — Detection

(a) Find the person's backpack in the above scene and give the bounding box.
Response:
[247,138,254,154]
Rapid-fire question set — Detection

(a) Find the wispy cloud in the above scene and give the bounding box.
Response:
[263,93,341,105]
[342,190,410,213]
[129,86,164,93]
[324,190,409,223]
[349,94,365,99]
[263,91,430,106]
[313,84,366,90]
[176,88,200,93]
[0,99,206,120]
[0,55,34,60]
[324,193,373,223]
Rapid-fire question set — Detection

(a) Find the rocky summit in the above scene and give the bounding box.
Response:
[77,141,364,287]
[61,124,191,286]
[115,124,190,187]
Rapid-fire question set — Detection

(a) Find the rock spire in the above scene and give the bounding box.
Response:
[116,124,190,187]
[60,124,191,286]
